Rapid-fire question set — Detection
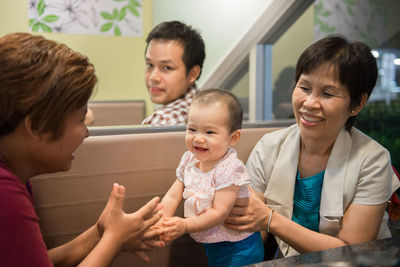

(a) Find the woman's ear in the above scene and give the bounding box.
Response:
[350,93,368,116]
[188,65,200,83]
[229,129,241,147]
[24,117,41,140]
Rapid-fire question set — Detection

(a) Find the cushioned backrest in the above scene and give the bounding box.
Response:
[88,100,146,126]
[31,127,282,267]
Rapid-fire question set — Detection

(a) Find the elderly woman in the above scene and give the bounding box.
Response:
[0,33,163,266]
[225,35,400,257]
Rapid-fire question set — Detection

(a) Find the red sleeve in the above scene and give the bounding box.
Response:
[0,168,53,267]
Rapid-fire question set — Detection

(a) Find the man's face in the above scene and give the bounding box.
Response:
[145,39,197,105]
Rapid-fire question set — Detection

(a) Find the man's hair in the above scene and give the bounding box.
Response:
[145,21,205,80]
[0,33,97,140]
[192,89,243,133]
[295,35,378,130]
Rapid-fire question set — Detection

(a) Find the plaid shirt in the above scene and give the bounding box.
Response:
[142,84,199,126]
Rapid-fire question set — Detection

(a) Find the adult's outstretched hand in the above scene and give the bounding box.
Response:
[97,183,163,260]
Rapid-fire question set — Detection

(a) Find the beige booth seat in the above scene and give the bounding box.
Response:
[31,122,291,267]
[88,100,146,126]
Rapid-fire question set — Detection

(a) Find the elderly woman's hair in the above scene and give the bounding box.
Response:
[0,33,97,140]
[295,35,378,130]
[191,89,243,133]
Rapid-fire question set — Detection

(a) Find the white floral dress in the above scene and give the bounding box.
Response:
[176,147,253,243]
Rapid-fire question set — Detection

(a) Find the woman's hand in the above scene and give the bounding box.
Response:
[96,183,163,253]
[125,225,166,262]
[224,187,270,232]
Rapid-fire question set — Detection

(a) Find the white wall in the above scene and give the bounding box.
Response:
[152,0,272,84]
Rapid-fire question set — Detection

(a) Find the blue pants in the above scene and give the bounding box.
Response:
[203,232,264,267]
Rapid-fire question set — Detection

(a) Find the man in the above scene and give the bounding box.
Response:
[142,21,205,126]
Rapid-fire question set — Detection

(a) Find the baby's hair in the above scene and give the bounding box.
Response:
[192,89,243,133]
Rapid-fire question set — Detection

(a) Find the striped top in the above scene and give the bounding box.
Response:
[292,170,325,232]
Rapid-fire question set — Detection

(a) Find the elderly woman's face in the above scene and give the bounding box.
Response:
[292,63,354,143]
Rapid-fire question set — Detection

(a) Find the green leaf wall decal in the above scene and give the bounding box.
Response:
[347,6,353,15]
[127,4,140,17]
[112,8,118,19]
[32,23,40,32]
[28,0,143,36]
[40,23,52,32]
[37,0,45,16]
[119,6,127,21]
[321,10,331,17]
[130,0,141,7]
[43,15,59,23]
[315,1,323,11]
[101,22,113,32]
[101,11,114,20]
[114,25,121,36]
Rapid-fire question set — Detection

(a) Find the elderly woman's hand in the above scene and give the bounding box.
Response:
[224,186,270,232]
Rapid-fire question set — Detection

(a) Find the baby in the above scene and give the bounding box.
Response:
[159,89,264,267]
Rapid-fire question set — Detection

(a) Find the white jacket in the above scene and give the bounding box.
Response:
[247,124,400,257]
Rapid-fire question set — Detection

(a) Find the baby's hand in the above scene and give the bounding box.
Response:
[161,216,187,242]
[153,215,164,229]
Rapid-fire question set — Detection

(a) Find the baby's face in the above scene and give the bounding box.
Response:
[185,102,233,171]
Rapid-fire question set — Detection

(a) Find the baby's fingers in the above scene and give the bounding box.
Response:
[161,217,178,227]
[143,226,165,240]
